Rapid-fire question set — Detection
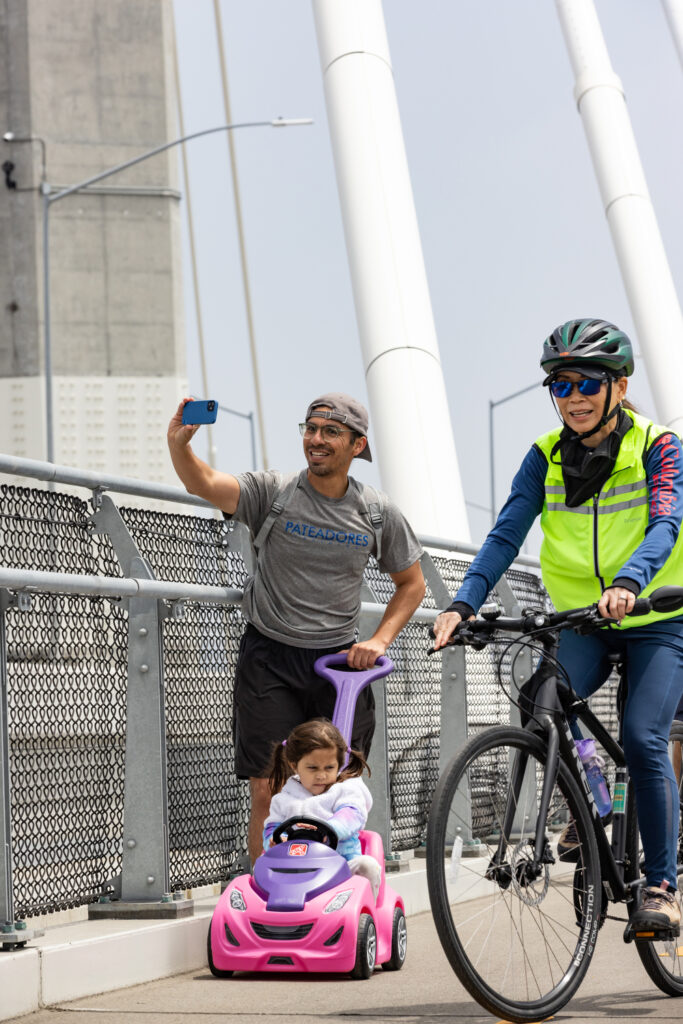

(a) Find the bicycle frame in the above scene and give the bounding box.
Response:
[497,631,636,904]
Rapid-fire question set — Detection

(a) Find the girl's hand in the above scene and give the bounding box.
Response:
[598,586,636,623]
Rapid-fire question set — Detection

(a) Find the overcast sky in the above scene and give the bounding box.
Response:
[171,1,683,550]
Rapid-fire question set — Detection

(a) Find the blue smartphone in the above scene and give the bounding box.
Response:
[182,399,218,425]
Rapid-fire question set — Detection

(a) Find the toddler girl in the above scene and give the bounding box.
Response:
[263,718,382,900]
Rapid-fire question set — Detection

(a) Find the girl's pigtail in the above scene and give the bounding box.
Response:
[339,746,370,782]
[267,742,293,796]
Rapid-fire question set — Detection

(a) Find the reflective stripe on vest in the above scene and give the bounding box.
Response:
[534,410,683,627]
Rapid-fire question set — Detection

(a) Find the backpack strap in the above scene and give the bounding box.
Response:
[252,472,303,555]
[358,483,384,563]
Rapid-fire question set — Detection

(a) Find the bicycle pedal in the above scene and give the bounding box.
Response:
[623,920,680,944]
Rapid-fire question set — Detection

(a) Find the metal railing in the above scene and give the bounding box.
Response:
[0,452,549,936]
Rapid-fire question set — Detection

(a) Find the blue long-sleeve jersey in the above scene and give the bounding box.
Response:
[452,431,683,614]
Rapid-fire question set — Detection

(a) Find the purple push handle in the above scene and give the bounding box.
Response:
[313,653,394,755]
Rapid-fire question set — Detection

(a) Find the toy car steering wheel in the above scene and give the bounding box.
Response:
[272,816,339,850]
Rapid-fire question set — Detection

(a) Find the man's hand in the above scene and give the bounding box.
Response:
[598,586,636,623]
[432,610,465,650]
[167,398,200,453]
[342,562,425,671]
[166,399,241,513]
[344,638,387,670]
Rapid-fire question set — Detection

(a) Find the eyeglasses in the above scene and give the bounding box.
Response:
[549,378,604,399]
[299,422,354,441]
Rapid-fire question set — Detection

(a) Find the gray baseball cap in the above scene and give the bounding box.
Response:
[304,392,372,461]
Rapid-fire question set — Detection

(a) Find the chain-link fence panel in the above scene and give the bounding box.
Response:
[118,505,252,890]
[1,484,127,918]
[163,603,249,888]
[365,558,440,850]
[364,554,551,850]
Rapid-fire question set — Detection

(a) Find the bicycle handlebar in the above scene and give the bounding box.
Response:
[429,584,683,652]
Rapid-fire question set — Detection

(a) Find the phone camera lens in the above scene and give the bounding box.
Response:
[208,401,215,411]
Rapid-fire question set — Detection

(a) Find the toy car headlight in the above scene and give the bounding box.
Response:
[230,889,247,912]
[324,889,353,913]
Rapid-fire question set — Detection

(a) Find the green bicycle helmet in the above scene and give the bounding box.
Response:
[540,318,634,378]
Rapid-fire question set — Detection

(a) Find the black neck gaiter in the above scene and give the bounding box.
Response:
[550,408,632,508]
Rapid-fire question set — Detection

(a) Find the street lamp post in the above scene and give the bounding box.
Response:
[3,118,312,464]
[489,381,543,527]
[217,403,257,471]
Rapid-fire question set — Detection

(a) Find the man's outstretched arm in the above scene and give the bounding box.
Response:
[167,399,241,514]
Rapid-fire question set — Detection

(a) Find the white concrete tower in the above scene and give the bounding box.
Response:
[312,0,470,540]
[556,0,683,435]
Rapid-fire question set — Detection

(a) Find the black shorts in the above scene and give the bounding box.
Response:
[233,624,376,779]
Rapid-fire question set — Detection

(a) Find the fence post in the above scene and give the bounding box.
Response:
[89,496,192,918]
[419,552,472,844]
[222,518,256,576]
[0,591,44,947]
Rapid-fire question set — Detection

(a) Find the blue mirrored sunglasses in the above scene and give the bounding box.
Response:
[549,378,604,399]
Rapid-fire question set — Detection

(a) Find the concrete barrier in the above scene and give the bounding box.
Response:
[1,861,429,1020]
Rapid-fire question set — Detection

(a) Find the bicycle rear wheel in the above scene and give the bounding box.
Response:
[426,726,601,1024]
[627,720,683,995]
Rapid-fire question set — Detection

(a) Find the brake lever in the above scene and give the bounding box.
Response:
[427,638,461,656]
[573,613,620,635]
[427,623,490,655]
[426,628,466,656]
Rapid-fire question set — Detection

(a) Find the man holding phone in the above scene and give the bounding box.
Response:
[167,393,425,865]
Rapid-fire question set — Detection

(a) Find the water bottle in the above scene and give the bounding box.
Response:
[575,738,611,818]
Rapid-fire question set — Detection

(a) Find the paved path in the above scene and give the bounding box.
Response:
[7,910,682,1024]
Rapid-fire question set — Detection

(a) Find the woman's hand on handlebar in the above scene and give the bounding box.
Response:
[598,586,636,623]
[432,610,469,650]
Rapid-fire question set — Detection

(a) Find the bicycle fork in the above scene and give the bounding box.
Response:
[485,718,560,888]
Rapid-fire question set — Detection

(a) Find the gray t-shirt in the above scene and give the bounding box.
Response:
[230,470,422,648]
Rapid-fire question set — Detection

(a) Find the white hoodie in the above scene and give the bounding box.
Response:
[263,775,373,859]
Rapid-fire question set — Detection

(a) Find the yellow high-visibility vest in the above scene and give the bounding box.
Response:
[535,410,683,627]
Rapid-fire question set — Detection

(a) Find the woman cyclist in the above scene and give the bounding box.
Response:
[433,318,683,933]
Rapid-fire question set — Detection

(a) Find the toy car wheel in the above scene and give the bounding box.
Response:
[207,924,233,978]
[350,913,377,979]
[382,907,407,971]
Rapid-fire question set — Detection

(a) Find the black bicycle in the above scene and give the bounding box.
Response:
[426,585,683,1023]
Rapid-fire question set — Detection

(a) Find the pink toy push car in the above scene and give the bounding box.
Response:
[207,654,407,979]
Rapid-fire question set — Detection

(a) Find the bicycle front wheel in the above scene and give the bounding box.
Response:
[627,719,683,995]
[426,726,601,1023]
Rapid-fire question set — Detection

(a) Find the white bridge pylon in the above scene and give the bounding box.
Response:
[312,0,471,542]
